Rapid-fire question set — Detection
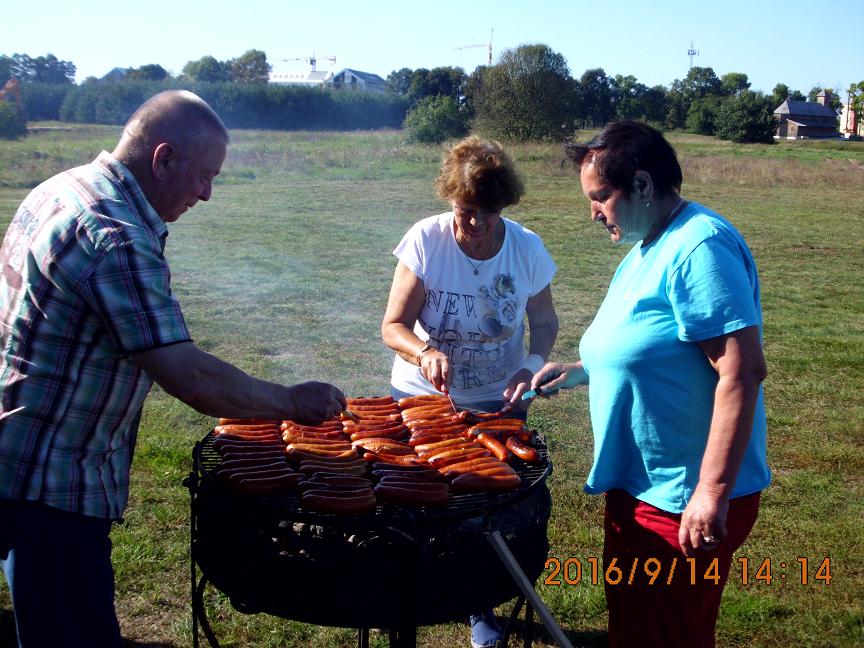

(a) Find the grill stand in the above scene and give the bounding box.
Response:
[185,443,572,648]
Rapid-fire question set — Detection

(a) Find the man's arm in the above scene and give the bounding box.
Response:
[130,341,345,425]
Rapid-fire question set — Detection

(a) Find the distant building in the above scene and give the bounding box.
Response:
[328,69,387,94]
[774,90,840,139]
[269,68,333,87]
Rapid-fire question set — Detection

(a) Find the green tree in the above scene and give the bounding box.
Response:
[714,91,775,143]
[578,68,615,127]
[1,53,75,84]
[182,56,230,82]
[770,83,805,108]
[686,96,721,135]
[680,66,722,101]
[229,49,270,84]
[403,95,469,143]
[808,86,843,116]
[849,81,864,116]
[720,72,750,96]
[125,64,169,81]
[386,67,413,95]
[472,43,577,141]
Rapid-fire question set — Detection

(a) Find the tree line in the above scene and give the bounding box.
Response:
[1,47,860,144]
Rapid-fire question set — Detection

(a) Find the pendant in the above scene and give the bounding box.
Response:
[474,268,479,275]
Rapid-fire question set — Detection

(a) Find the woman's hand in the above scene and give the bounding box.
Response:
[678,483,729,557]
[501,368,534,412]
[531,361,588,396]
[419,348,451,393]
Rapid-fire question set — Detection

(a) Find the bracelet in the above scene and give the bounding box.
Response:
[519,353,545,375]
[415,342,433,365]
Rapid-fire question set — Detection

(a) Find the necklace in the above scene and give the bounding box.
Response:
[458,221,503,275]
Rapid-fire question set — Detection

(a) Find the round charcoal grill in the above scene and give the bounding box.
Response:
[186,430,568,647]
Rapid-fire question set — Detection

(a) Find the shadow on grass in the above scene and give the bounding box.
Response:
[1,608,175,648]
[504,615,608,648]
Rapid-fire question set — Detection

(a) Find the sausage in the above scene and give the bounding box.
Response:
[347,396,395,406]
[300,485,375,497]
[218,418,281,426]
[419,442,480,460]
[371,462,434,473]
[298,463,369,477]
[281,427,346,440]
[286,448,358,462]
[363,452,422,466]
[346,403,402,413]
[285,444,353,458]
[440,459,503,477]
[351,439,414,455]
[407,422,469,436]
[450,472,522,493]
[343,413,402,425]
[475,433,512,462]
[343,420,407,434]
[303,475,372,488]
[282,420,344,431]
[506,437,540,463]
[216,460,289,481]
[374,484,449,506]
[234,472,303,496]
[469,418,527,430]
[472,465,518,477]
[401,404,454,419]
[301,491,377,514]
[214,430,282,442]
[408,433,463,448]
[281,433,349,446]
[217,456,288,470]
[396,394,449,408]
[406,412,465,428]
[226,466,297,484]
[427,448,491,469]
[413,436,475,454]
[349,426,409,442]
[218,450,286,463]
[212,437,284,451]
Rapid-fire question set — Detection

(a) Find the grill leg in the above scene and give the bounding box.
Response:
[524,603,534,648]
[358,628,369,648]
[388,626,417,648]
[486,530,573,648]
[501,595,526,647]
[194,574,221,648]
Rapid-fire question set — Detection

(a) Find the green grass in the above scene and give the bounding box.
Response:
[1,126,862,647]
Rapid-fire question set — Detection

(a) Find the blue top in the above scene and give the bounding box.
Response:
[579,201,770,514]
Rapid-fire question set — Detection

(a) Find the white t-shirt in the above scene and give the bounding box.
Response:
[390,212,557,404]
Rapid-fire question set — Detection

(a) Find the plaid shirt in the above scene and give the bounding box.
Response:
[0,152,190,519]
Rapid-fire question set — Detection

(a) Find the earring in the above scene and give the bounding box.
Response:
[644,202,650,208]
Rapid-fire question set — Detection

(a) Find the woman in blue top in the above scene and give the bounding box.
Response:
[532,121,770,648]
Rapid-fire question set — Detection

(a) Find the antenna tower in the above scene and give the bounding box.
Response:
[688,41,699,69]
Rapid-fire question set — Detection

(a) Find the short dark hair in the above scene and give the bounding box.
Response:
[564,121,682,198]
[436,136,523,211]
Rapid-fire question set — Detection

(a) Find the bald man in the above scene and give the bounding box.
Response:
[0,90,344,647]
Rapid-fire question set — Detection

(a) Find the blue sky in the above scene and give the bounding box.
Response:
[6,0,862,97]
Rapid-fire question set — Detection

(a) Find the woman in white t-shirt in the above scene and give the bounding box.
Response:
[381,135,559,646]
[382,135,559,413]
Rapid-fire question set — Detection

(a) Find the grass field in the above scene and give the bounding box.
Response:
[0,125,862,648]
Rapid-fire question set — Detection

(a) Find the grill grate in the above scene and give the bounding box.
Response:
[196,429,552,527]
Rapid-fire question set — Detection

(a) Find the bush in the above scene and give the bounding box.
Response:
[56,81,410,131]
[403,95,469,143]
[0,101,27,140]
[715,91,776,143]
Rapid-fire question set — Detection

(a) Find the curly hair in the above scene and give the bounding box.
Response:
[564,121,682,199]
[436,136,524,211]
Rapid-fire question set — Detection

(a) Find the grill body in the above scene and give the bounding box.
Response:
[190,432,552,629]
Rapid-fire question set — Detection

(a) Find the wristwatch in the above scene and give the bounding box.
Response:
[415,342,434,365]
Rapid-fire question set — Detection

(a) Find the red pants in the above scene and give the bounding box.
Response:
[603,489,760,648]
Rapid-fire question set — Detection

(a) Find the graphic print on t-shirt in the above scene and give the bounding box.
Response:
[419,273,519,390]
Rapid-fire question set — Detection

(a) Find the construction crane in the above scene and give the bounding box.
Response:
[279,54,336,72]
[455,28,493,66]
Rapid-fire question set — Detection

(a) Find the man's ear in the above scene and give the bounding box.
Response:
[151,143,175,181]
[632,170,654,202]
